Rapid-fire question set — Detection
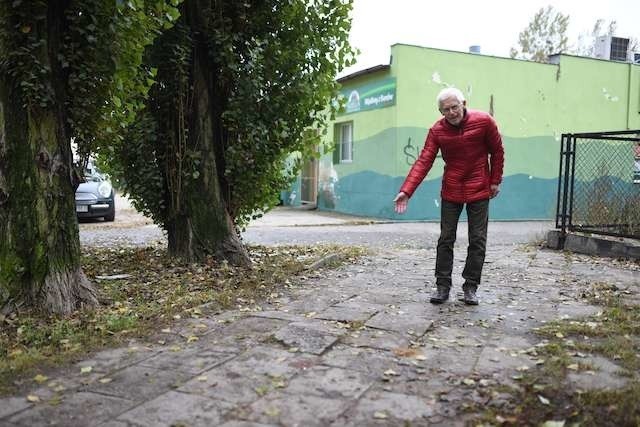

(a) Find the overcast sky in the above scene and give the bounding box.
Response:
[341,0,640,75]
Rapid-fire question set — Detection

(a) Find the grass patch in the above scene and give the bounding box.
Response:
[0,244,368,394]
[470,281,640,426]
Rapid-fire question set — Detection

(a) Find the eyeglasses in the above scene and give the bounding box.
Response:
[440,103,462,114]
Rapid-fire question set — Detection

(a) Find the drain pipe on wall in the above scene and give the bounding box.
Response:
[627,62,640,130]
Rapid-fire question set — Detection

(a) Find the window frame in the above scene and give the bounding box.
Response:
[335,121,353,164]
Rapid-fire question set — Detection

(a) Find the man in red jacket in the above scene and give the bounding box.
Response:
[394,88,504,305]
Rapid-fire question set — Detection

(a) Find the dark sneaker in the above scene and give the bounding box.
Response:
[430,286,450,304]
[461,287,479,305]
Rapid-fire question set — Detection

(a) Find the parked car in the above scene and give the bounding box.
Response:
[75,168,115,221]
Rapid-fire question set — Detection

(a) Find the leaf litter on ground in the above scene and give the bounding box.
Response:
[0,244,367,394]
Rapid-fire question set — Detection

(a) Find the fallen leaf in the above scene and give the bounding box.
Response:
[33,374,48,384]
[383,369,399,376]
[196,376,208,382]
[373,411,388,419]
[264,407,280,417]
[47,396,63,406]
[538,395,550,405]
[567,364,579,371]
[99,378,112,384]
[255,385,270,396]
[462,378,476,386]
[393,347,421,358]
[27,395,40,403]
[187,335,199,343]
[541,421,565,427]
[80,366,93,374]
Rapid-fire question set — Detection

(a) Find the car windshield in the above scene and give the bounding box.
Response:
[84,171,105,182]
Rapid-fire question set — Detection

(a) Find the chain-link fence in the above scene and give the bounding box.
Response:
[556,130,640,239]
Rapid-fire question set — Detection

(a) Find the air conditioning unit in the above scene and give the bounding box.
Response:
[594,35,630,61]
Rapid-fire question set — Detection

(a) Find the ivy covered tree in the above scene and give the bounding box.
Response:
[0,0,179,314]
[510,6,570,62]
[111,0,355,265]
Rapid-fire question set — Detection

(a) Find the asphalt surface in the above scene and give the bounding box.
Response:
[79,197,553,250]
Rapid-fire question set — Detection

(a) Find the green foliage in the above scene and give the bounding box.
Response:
[220,1,356,227]
[510,6,569,62]
[0,1,54,109]
[0,0,180,162]
[112,0,356,233]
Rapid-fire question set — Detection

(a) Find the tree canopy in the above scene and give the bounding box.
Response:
[106,0,356,263]
[510,6,569,62]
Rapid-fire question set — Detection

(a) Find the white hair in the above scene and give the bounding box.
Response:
[436,87,465,106]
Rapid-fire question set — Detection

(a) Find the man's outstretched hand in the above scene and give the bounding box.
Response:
[393,192,409,214]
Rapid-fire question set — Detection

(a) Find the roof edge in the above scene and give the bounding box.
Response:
[337,64,390,83]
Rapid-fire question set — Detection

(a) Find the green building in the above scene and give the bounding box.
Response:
[290,44,640,220]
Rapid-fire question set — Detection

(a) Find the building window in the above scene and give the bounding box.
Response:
[335,122,353,163]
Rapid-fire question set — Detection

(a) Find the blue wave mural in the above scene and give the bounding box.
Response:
[318,171,559,220]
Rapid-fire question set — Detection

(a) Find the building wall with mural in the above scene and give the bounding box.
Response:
[315,44,640,220]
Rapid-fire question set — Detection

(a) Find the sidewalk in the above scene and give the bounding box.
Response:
[4,217,639,426]
[247,206,383,227]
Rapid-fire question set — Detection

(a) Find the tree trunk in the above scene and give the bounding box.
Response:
[165,1,250,266]
[0,4,97,314]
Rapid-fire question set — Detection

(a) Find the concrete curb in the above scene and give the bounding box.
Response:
[547,230,640,259]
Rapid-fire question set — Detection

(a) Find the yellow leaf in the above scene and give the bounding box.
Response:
[255,385,270,396]
[373,411,388,419]
[80,366,93,374]
[393,347,420,358]
[27,394,40,403]
[33,374,48,384]
[264,407,280,417]
[99,378,112,384]
[187,336,199,343]
[567,364,579,371]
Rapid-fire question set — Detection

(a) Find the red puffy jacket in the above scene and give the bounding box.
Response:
[400,109,504,203]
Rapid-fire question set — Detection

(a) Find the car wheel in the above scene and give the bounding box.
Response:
[104,203,115,222]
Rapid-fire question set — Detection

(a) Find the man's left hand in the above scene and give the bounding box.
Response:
[490,184,500,198]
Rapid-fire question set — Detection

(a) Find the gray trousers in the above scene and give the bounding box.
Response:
[435,199,489,290]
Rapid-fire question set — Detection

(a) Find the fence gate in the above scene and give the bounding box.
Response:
[556,130,640,241]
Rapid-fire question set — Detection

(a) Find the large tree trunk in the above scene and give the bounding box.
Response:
[165,1,250,266]
[0,4,97,314]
